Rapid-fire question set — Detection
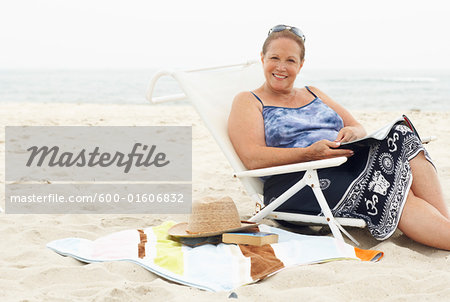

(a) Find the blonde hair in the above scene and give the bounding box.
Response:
[262,30,305,61]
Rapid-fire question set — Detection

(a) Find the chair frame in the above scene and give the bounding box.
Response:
[146,61,367,245]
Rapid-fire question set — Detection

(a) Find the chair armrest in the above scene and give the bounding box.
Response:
[233,157,348,178]
[146,70,187,104]
[146,61,259,104]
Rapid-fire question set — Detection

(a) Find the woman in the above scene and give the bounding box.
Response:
[228,25,450,250]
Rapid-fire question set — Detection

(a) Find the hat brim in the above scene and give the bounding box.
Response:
[168,221,258,238]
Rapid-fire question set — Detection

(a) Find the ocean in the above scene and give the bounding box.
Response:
[1,69,449,111]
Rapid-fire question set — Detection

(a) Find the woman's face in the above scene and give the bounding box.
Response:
[261,37,303,93]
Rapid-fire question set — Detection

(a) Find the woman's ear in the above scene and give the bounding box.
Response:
[297,59,304,74]
[260,52,265,64]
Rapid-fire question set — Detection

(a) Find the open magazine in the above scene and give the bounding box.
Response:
[338,115,421,151]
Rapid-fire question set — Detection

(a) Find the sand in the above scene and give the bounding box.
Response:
[1,103,449,301]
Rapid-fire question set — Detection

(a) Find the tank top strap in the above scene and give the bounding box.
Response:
[305,86,318,98]
[250,91,264,107]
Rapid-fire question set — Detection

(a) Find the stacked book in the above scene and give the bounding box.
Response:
[222,232,278,246]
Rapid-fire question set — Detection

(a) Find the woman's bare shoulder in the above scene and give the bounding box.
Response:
[232,91,262,110]
[306,86,325,96]
[306,86,336,104]
[234,91,255,101]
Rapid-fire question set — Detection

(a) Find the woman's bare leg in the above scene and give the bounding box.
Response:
[409,151,449,218]
[398,190,450,250]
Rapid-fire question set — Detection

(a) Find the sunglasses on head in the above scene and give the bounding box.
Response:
[268,25,306,42]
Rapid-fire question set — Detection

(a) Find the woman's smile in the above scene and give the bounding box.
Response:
[273,73,287,80]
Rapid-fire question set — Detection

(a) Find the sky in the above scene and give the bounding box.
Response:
[1,0,449,70]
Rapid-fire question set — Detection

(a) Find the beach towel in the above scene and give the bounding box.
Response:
[47,221,383,292]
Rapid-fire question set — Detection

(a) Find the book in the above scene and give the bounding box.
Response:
[337,115,420,151]
[222,232,278,246]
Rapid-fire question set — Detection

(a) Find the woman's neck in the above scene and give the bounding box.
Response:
[262,83,296,102]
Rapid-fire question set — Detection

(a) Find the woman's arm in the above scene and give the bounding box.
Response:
[228,91,354,170]
[308,86,367,143]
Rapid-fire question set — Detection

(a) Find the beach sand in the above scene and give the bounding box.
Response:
[1,103,449,301]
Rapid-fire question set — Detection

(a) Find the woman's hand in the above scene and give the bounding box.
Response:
[335,126,366,143]
[306,139,354,161]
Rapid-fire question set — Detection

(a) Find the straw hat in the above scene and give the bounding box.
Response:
[168,196,257,238]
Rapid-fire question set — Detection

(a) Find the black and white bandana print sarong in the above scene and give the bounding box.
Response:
[332,124,433,239]
[264,123,433,240]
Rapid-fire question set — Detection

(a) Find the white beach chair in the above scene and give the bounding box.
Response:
[146,61,366,245]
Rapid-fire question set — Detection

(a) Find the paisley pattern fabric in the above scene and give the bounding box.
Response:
[255,88,432,240]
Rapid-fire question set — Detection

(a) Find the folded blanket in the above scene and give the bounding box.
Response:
[47,221,383,292]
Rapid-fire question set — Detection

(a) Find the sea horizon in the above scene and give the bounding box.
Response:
[1,68,449,111]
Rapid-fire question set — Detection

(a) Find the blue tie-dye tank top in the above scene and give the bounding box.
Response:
[251,86,344,148]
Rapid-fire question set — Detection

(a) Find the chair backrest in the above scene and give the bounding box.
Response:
[173,62,265,196]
